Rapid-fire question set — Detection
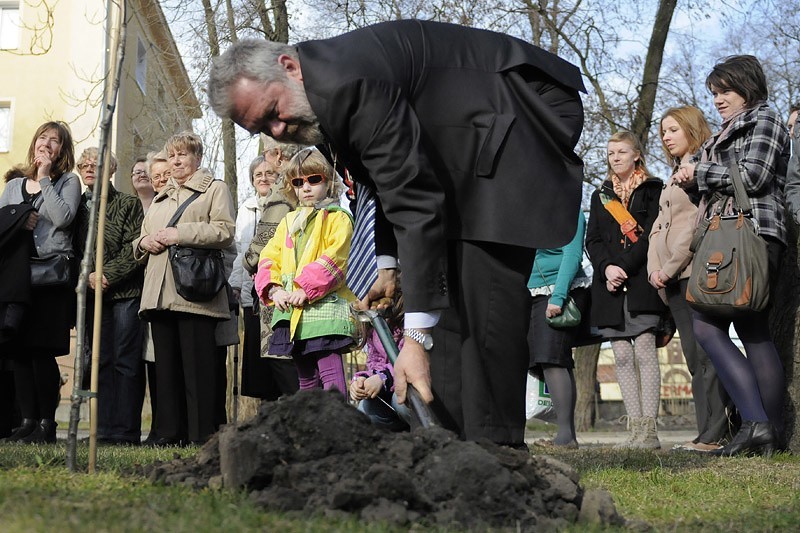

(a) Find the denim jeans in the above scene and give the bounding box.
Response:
[85,297,145,442]
[357,389,411,431]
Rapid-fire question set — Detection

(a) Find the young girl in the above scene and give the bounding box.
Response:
[349,293,412,431]
[254,149,355,395]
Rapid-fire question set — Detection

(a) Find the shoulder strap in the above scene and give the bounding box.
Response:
[166,191,201,228]
[728,163,754,215]
[599,192,642,243]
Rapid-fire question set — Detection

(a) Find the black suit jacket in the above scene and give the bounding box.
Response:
[298,20,586,312]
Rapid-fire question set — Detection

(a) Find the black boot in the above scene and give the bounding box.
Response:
[19,419,57,444]
[711,420,775,457]
[1,418,38,442]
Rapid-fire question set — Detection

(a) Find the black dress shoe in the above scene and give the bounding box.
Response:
[1,419,38,442]
[19,419,57,444]
[711,420,776,457]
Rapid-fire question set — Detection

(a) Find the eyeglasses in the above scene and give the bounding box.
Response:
[290,174,326,188]
[78,162,97,171]
[253,170,277,182]
[131,170,148,177]
[151,171,171,183]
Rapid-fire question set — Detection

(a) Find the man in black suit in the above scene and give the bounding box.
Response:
[209,20,585,447]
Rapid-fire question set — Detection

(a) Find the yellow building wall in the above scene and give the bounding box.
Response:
[0,1,200,197]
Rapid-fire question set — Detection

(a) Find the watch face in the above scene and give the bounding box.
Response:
[421,334,434,350]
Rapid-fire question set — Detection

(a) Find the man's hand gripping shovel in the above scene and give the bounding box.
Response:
[350,303,439,428]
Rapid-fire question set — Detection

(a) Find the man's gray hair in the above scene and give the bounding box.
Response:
[208,39,299,119]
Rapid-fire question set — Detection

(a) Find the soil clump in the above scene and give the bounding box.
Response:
[142,390,625,530]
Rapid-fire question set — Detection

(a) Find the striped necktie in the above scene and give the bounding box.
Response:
[347,183,378,300]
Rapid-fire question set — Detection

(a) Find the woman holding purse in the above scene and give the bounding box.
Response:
[674,56,788,456]
[0,121,80,443]
[527,210,590,449]
[134,131,235,446]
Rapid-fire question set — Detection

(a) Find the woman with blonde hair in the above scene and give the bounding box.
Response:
[586,131,665,448]
[231,141,303,401]
[648,106,735,452]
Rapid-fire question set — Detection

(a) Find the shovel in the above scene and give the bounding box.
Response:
[350,304,439,428]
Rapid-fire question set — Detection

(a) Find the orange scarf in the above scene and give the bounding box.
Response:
[612,168,646,207]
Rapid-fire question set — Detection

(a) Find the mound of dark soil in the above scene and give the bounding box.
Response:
[142,390,625,530]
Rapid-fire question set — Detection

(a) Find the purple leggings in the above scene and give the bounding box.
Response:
[294,351,347,396]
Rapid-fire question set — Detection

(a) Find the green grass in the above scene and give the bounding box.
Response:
[1,442,799,531]
[555,447,800,532]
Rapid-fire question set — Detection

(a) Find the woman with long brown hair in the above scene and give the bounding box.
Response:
[0,121,80,443]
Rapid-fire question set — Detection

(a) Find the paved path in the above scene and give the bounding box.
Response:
[526,428,697,448]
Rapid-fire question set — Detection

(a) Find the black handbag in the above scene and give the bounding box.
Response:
[166,192,226,302]
[686,163,770,318]
[30,253,72,287]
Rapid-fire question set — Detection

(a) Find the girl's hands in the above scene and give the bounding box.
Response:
[362,374,384,398]
[605,265,628,293]
[272,288,307,311]
[349,375,383,401]
[649,270,669,289]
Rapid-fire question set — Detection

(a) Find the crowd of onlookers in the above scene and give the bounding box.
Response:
[0,52,797,457]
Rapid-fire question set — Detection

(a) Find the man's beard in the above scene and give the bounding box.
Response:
[280,82,325,146]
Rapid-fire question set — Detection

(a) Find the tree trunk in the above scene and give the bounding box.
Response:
[202,0,238,202]
[574,343,601,431]
[772,220,800,452]
[630,0,677,146]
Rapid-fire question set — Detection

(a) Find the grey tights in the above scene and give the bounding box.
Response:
[542,365,577,445]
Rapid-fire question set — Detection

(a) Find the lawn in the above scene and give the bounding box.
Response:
[0,441,798,532]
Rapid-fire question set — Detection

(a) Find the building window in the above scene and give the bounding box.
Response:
[135,37,147,93]
[0,101,12,152]
[0,3,20,50]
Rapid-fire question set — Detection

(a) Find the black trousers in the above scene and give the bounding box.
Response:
[150,311,219,443]
[239,307,299,400]
[430,240,535,444]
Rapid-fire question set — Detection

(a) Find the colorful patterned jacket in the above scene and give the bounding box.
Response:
[255,206,355,340]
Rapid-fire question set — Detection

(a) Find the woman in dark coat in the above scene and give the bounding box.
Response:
[0,121,80,443]
[586,131,665,449]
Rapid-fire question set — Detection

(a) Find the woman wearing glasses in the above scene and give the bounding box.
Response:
[254,148,355,395]
[229,146,301,402]
[133,132,235,445]
[131,156,155,213]
[0,121,80,443]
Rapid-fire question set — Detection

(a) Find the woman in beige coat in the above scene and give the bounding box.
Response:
[134,132,235,445]
[647,106,734,453]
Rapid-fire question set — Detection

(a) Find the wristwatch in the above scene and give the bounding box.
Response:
[403,328,434,350]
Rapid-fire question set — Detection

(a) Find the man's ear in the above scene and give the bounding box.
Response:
[278,54,303,82]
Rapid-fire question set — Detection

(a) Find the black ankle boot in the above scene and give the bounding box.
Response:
[1,418,38,442]
[711,420,775,457]
[19,419,57,444]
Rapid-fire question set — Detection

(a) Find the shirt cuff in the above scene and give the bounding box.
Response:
[376,255,397,269]
[404,311,440,329]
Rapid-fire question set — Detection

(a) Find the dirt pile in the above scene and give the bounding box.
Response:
[142,390,625,530]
